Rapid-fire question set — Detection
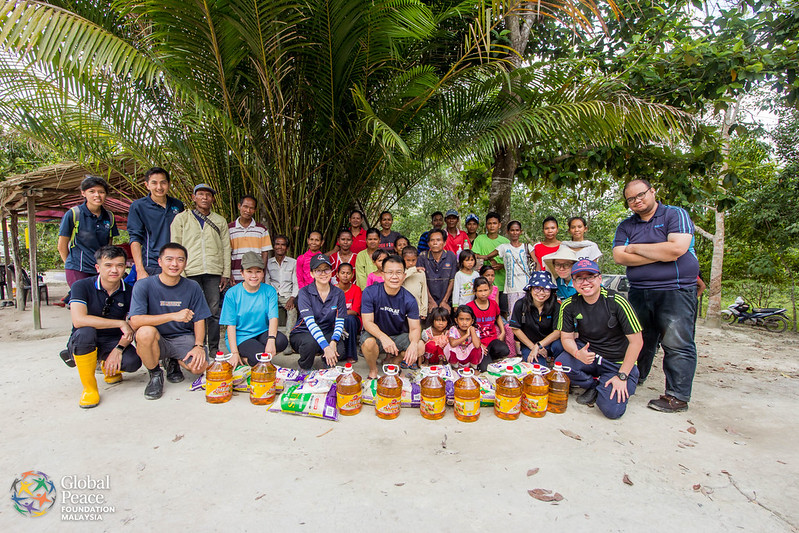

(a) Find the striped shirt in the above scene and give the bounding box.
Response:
[292,282,346,349]
[228,218,272,282]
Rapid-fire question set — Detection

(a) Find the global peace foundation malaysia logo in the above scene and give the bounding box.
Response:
[10,471,115,521]
[10,470,56,517]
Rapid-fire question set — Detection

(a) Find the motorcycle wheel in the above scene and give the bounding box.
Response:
[763,316,788,333]
[721,311,736,324]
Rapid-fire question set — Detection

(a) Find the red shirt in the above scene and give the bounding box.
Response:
[533,242,560,270]
[444,229,471,257]
[467,299,501,345]
[350,227,367,254]
[342,283,362,324]
[330,251,356,284]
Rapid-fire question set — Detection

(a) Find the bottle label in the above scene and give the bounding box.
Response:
[495,393,521,415]
[337,391,362,411]
[206,379,232,399]
[375,394,401,415]
[523,393,547,413]
[454,398,479,417]
[251,380,275,401]
[421,396,445,416]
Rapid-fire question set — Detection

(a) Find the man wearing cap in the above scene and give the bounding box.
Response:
[464,214,480,245]
[417,229,458,313]
[360,255,421,379]
[289,254,350,370]
[170,183,231,352]
[556,259,643,419]
[443,209,471,256]
[612,179,699,413]
[228,195,272,285]
[417,211,445,253]
[127,167,184,279]
[220,251,288,367]
[542,245,580,299]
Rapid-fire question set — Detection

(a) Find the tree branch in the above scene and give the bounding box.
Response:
[695,224,714,240]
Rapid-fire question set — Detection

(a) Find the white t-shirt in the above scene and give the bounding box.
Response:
[452,270,479,307]
[495,242,533,294]
[561,240,602,261]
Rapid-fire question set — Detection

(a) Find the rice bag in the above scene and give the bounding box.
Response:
[476,376,496,406]
[232,365,251,392]
[361,376,421,408]
[273,364,303,390]
[268,383,338,421]
[486,359,537,378]
[190,374,205,391]
[297,368,340,393]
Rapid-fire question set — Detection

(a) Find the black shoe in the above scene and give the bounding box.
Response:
[648,394,688,413]
[164,357,184,383]
[59,349,76,368]
[144,368,164,400]
[576,386,598,406]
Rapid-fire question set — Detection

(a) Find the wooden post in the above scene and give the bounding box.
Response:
[1,213,9,300]
[26,192,41,329]
[10,211,24,310]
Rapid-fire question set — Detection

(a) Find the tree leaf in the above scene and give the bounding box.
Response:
[559,429,582,441]
[623,474,634,486]
[527,468,540,477]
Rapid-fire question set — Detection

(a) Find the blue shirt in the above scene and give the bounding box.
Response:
[128,275,210,339]
[220,283,279,348]
[417,230,432,253]
[58,203,119,273]
[70,276,131,340]
[292,282,347,349]
[127,195,184,269]
[361,284,419,336]
[556,277,576,300]
[613,202,699,290]
[416,250,458,304]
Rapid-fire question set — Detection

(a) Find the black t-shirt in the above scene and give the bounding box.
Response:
[557,289,642,362]
[70,276,132,339]
[508,297,560,344]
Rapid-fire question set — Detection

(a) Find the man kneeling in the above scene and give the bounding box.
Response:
[68,245,141,408]
[129,243,211,399]
[556,259,643,419]
[360,255,422,379]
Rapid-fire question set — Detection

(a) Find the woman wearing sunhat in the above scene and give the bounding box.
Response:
[507,271,563,366]
[542,245,579,300]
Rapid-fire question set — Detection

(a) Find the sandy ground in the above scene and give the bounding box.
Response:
[1,283,798,532]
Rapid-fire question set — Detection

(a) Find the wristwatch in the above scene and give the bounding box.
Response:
[617,372,628,381]
[115,344,125,352]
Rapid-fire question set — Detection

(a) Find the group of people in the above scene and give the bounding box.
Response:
[59,168,700,421]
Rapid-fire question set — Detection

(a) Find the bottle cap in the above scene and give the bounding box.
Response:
[344,362,353,373]
[215,352,232,362]
[383,364,399,375]
[255,353,272,363]
[458,367,475,378]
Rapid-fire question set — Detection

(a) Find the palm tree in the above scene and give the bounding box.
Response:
[0,0,692,247]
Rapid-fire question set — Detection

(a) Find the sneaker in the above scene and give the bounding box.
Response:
[647,394,688,413]
[164,357,184,383]
[144,368,164,400]
[59,349,76,368]
[576,386,598,406]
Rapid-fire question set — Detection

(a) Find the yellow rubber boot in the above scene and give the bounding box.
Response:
[101,360,123,384]
[74,350,100,408]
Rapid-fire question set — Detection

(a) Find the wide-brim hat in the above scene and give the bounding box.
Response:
[542,245,579,277]
[523,271,557,291]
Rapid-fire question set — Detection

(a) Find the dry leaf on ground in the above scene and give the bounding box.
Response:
[687,427,697,435]
[559,429,582,441]
[527,468,540,477]
[623,474,633,486]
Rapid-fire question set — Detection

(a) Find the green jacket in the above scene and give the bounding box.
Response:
[170,209,231,278]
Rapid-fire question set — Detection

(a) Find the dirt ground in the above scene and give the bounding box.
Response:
[1,283,798,532]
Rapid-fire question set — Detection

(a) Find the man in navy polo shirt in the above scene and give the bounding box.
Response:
[360,255,421,379]
[417,229,457,313]
[129,242,211,400]
[127,167,184,279]
[613,179,700,413]
[65,245,141,408]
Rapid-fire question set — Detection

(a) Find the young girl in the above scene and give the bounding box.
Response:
[444,305,483,369]
[467,277,510,371]
[533,216,561,270]
[478,264,517,357]
[421,307,450,365]
[366,249,389,286]
[486,221,533,315]
[561,216,602,261]
[508,271,562,367]
[452,250,479,308]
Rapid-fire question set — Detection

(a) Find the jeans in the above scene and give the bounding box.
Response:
[628,287,698,402]
[555,350,639,420]
[188,274,221,353]
[521,339,564,367]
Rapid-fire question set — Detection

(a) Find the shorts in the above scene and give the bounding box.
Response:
[158,334,207,364]
[359,331,411,353]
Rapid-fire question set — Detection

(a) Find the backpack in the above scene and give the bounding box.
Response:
[68,205,115,249]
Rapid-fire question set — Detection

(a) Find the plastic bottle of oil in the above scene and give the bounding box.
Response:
[494,365,522,420]
[420,365,446,420]
[375,364,402,419]
[547,361,571,414]
[336,362,363,416]
[522,364,549,418]
[453,367,481,422]
[250,353,277,406]
[206,352,233,404]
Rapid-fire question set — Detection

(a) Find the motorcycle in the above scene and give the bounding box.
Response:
[721,296,790,333]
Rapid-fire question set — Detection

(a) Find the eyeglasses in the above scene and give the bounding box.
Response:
[531,287,551,293]
[625,187,652,205]
[101,295,114,317]
[573,274,600,285]
[384,270,404,278]
[314,268,331,274]
[553,262,573,270]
